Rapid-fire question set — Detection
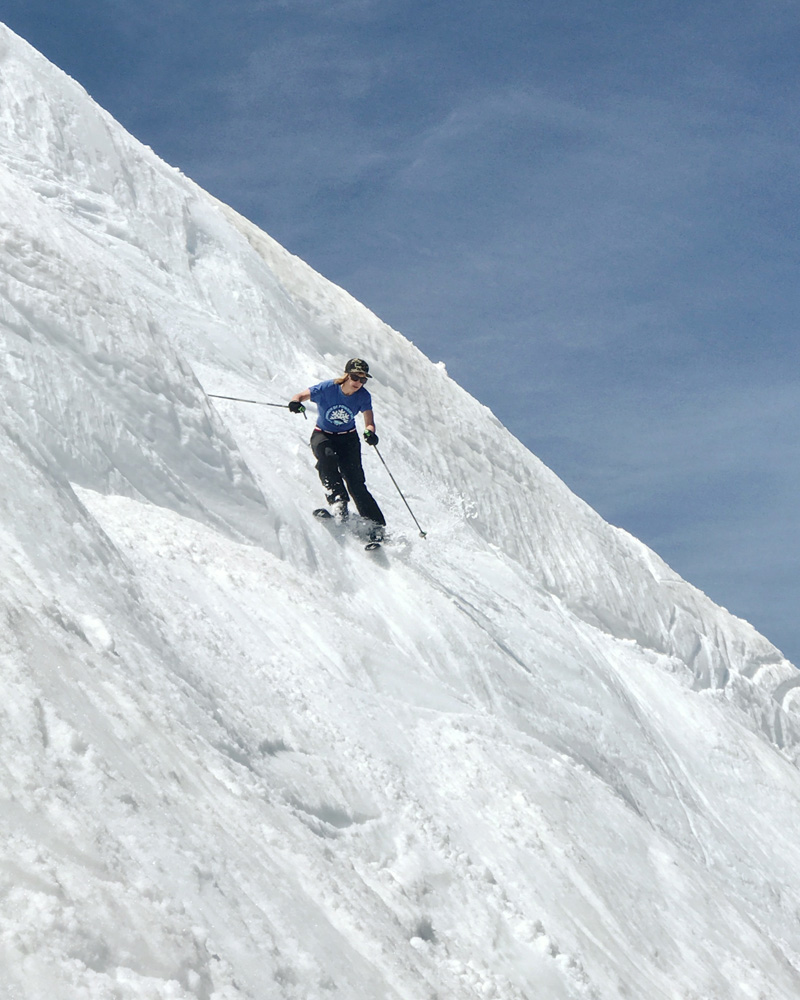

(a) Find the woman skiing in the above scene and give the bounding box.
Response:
[289,358,386,534]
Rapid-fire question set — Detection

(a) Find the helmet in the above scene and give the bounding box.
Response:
[345,358,371,378]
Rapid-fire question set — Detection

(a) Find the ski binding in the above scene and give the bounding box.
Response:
[313,508,382,550]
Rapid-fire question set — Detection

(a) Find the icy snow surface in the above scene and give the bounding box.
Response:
[2,22,800,1000]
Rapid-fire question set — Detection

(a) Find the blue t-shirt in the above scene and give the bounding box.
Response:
[309,379,373,433]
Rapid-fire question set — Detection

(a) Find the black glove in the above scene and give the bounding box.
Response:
[288,400,306,415]
[364,429,379,446]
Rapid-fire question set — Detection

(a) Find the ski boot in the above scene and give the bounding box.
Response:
[325,492,349,522]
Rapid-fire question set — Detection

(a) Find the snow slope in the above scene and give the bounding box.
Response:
[1,22,800,1000]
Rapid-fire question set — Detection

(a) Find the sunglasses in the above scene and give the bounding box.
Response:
[348,373,368,384]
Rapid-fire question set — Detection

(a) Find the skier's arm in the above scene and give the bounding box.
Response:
[362,410,379,446]
[288,387,310,416]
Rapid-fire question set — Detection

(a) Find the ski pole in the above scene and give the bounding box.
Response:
[372,445,427,538]
[208,393,306,419]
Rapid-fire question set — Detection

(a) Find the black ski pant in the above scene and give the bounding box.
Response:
[310,429,385,526]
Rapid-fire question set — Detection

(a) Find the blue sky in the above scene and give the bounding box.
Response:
[4,1,799,664]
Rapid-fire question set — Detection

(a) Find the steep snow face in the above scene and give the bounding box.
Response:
[2,22,800,1000]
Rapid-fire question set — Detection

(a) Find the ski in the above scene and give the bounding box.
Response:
[312,508,383,550]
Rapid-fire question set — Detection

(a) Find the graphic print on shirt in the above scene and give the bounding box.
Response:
[325,404,355,427]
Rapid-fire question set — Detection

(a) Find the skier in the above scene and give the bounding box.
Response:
[289,358,386,534]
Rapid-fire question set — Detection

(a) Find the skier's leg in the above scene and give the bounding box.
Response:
[337,435,386,526]
[310,430,350,505]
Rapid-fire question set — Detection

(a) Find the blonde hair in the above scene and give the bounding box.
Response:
[334,375,348,385]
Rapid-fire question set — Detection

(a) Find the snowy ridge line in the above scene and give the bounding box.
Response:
[3,8,798,751]
[2,14,795,706]
[3,20,800,999]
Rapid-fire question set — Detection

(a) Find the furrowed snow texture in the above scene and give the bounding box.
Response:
[2,21,800,1000]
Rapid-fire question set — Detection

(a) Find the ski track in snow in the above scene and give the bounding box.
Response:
[2,21,800,1000]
